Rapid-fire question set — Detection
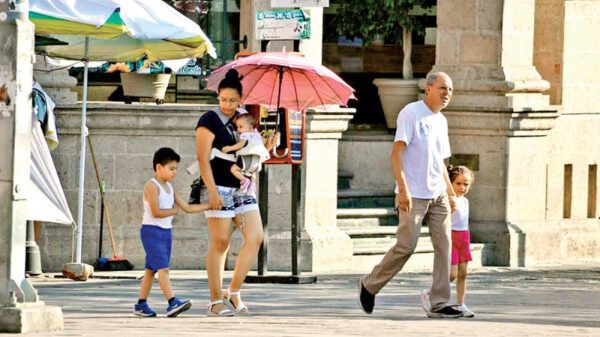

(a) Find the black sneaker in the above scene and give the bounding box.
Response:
[426,305,464,318]
[358,277,375,314]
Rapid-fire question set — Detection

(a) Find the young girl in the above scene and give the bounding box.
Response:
[448,165,475,318]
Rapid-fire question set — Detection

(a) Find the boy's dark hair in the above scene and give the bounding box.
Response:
[235,113,256,128]
[153,147,180,171]
[218,69,243,96]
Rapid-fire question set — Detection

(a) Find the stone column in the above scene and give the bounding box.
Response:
[240,0,322,58]
[300,107,355,272]
[298,6,322,65]
[0,2,63,332]
[434,0,559,266]
[435,0,550,111]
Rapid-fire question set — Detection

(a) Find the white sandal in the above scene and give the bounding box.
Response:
[206,300,235,317]
[223,289,250,315]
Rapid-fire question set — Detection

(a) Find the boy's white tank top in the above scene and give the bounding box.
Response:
[142,178,174,229]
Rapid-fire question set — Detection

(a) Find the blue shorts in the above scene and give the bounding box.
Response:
[140,225,172,272]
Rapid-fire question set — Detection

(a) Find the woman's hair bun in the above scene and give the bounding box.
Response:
[225,69,243,81]
[218,69,244,95]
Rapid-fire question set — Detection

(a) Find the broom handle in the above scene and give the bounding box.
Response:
[88,135,120,258]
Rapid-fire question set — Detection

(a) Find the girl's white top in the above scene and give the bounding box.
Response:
[142,178,174,229]
[451,195,469,231]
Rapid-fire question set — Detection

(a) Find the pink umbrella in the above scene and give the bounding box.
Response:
[205,52,355,112]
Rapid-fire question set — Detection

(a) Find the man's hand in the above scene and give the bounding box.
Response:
[222,146,231,153]
[449,195,456,212]
[396,189,412,214]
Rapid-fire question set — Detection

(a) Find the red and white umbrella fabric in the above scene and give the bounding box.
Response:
[205,52,355,111]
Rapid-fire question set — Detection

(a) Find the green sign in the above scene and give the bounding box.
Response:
[256,9,310,40]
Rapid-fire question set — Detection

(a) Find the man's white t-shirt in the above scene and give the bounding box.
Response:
[394,100,451,199]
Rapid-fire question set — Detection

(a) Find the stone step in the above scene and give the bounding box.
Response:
[343,226,429,238]
[337,170,354,190]
[350,243,487,273]
[336,207,398,228]
[337,190,395,208]
[336,207,396,218]
[352,236,434,255]
[337,217,398,228]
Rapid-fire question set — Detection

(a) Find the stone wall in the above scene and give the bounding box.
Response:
[338,130,394,192]
[39,103,354,273]
[41,103,210,271]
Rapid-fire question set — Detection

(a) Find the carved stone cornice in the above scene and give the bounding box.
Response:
[444,108,560,137]
[305,107,356,139]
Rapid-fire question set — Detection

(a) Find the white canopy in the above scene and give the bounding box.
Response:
[28,117,74,225]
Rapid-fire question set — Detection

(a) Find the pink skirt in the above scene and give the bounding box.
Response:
[451,230,472,265]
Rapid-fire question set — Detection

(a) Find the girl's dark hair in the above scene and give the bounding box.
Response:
[447,165,474,183]
[218,69,243,96]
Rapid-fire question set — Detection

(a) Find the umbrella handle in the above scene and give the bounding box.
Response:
[271,147,288,159]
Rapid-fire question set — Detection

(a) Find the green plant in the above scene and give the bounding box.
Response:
[332,0,434,79]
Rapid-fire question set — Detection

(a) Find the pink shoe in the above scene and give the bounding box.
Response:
[239,178,251,194]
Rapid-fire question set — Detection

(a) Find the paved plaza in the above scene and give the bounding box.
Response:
[12,264,600,336]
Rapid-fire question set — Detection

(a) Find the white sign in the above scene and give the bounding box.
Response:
[256,9,311,40]
[271,0,329,8]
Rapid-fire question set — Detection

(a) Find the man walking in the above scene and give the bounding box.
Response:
[358,72,462,318]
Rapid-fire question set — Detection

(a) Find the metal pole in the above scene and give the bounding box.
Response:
[257,166,269,275]
[75,37,90,263]
[291,164,301,275]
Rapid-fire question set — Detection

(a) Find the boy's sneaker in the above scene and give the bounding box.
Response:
[134,302,157,317]
[166,297,192,317]
[456,304,475,318]
[426,305,464,318]
[357,277,375,314]
[239,178,251,194]
[420,289,431,313]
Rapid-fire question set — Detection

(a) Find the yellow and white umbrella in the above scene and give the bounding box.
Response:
[31,0,216,61]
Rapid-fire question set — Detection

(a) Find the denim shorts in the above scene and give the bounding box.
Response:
[140,225,172,271]
[200,185,259,218]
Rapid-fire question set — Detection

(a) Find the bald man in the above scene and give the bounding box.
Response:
[358,72,463,318]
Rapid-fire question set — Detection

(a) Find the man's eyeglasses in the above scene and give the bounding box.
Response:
[217,97,240,105]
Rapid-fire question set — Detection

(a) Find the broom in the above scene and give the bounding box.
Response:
[88,134,135,271]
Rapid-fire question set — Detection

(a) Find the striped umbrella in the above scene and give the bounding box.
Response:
[29,0,216,264]
[30,0,216,61]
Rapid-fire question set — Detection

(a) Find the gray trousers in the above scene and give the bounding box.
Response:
[362,192,451,311]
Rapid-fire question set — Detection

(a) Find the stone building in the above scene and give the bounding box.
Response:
[36,0,599,273]
[338,0,600,268]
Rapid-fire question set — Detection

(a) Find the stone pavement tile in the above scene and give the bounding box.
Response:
[23,266,600,337]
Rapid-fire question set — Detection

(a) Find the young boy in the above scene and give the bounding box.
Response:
[221,113,273,196]
[134,147,209,317]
